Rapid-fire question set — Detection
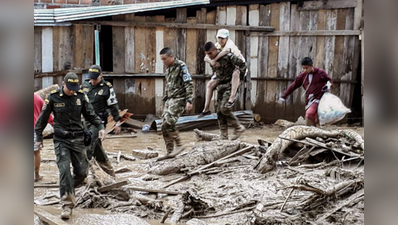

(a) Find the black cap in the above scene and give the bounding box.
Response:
[64,72,80,91]
[88,65,102,79]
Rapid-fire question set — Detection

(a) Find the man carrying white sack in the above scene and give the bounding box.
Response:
[279,57,333,126]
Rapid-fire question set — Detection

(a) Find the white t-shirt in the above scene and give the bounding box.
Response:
[215,39,246,62]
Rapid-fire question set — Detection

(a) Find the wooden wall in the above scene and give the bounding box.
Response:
[34,0,363,122]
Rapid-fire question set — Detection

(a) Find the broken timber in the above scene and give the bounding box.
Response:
[152,110,254,132]
[162,144,254,188]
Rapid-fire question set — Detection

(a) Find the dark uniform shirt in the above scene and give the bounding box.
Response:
[163,58,193,103]
[35,88,104,142]
[81,78,121,122]
[211,53,247,85]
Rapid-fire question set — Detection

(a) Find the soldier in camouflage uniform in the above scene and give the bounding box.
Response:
[204,42,246,140]
[35,72,105,220]
[159,47,193,158]
[81,65,121,177]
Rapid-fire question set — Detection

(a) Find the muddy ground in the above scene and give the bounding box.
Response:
[34,124,364,225]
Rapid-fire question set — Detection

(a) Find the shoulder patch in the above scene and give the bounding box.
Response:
[181,65,192,82]
[106,82,112,87]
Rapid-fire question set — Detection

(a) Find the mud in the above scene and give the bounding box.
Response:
[34,124,364,224]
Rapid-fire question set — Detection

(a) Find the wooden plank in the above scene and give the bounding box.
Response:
[125,78,156,116]
[264,3,279,123]
[255,30,361,36]
[186,17,198,113]
[176,8,187,61]
[277,2,291,120]
[342,8,358,109]
[226,6,236,42]
[155,15,165,117]
[236,5,247,110]
[52,26,60,72]
[249,4,260,110]
[75,21,275,32]
[353,0,363,30]
[42,27,53,73]
[127,186,182,195]
[332,9,348,98]
[314,10,327,69]
[34,206,69,225]
[298,0,357,11]
[290,4,304,119]
[134,16,156,73]
[255,4,270,121]
[195,8,207,114]
[324,10,337,80]
[73,24,94,70]
[112,78,126,110]
[34,27,42,74]
[217,6,227,26]
[113,15,125,73]
[125,14,135,73]
[205,9,217,76]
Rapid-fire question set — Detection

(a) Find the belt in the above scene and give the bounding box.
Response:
[54,129,84,138]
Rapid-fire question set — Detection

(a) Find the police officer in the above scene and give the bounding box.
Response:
[203,42,246,140]
[81,65,121,177]
[159,47,193,158]
[35,72,105,220]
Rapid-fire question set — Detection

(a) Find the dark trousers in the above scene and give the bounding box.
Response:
[53,137,88,199]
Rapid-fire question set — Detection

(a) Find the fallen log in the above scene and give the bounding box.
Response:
[132,149,159,159]
[34,84,59,100]
[163,144,254,188]
[34,206,69,225]
[149,140,250,175]
[255,126,342,174]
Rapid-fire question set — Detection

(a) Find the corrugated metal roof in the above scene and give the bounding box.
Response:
[34,0,209,26]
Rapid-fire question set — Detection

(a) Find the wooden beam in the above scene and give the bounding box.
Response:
[34,206,69,225]
[127,186,183,195]
[254,30,360,37]
[98,180,129,193]
[74,20,275,32]
[298,0,357,11]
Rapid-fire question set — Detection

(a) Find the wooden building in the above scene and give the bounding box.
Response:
[34,0,364,123]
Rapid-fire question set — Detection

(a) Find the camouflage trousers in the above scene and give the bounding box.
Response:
[161,97,185,138]
[53,137,88,206]
[216,84,241,130]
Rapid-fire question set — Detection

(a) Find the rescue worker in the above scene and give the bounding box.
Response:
[204,42,246,140]
[159,47,193,158]
[35,72,105,220]
[81,65,121,177]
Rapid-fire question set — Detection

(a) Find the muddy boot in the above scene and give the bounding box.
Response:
[170,131,186,155]
[164,136,175,156]
[220,128,228,140]
[60,194,75,220]
[230,124,246,140]
[98,160,115,177]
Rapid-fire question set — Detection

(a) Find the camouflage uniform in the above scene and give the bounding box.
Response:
[81,78,121,177]
[212,53,247,140]
[35,88,104,210]
[162,58,193,154]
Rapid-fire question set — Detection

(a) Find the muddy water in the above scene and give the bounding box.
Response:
[35,125,364,224]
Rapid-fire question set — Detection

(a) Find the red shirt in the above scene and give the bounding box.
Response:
[34,93,53,127]
[282,67,333,105]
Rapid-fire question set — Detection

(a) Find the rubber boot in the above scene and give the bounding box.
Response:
[231,124,246,140]
[220,128,228,140]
